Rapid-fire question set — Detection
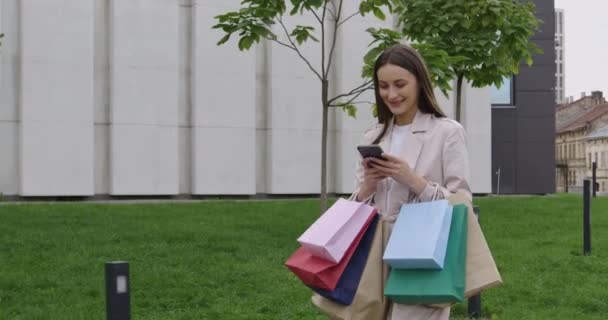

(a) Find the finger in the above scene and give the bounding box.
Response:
[370,164,392,175]
[362,158,371,168]
[381,153,400,162]
[369,157,392,167]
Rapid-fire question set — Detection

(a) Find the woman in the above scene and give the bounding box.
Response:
[353,44,471,319]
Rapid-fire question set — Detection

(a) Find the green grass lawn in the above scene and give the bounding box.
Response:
[1,194,607,319]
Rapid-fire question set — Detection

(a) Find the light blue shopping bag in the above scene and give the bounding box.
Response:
[383,200,452,269]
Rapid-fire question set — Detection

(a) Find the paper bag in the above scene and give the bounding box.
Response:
[384,204,467,304]
[298,198,377,263]
[383,200,453,269]
[311,218,390,320]
[448,191,502,298]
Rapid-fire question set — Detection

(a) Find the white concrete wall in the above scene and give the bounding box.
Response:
[0,0,20,196]
[109,0,179,195]
[0,0,492,197]
[193,0,256,195]
[20,0,95,196]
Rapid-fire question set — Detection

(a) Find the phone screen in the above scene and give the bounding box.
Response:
[357,145,385,160]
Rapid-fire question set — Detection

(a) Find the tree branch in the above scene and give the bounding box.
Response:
[321,3,327,78]
[337,11,360,27]
[329,0,338,18]
[325,0,343,79]
[329,85,372,108]
[278,17,323,81]
[269,37,296,50]
[329,100,374,107]
[310,7,323,24]
[328,80,374,104]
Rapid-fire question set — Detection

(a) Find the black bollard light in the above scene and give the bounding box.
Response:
[592,162,597,198]
[105,261,131,320]
[468,206,482,319]
[583,180,591,255]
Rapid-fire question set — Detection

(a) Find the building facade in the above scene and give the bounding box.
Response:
[555,8,565,104]
[0,0,495,198]
[555,92,608,193]
[491,0,557,194]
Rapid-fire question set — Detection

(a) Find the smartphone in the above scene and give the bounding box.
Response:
[357,145,386,161]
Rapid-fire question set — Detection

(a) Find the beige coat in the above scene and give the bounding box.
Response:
[353,111,471,320]
[353,111,472,218]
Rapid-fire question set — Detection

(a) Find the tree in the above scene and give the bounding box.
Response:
[392,0,542,122]
[213,0,454,211]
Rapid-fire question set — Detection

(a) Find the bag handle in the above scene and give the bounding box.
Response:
[348,191,374,205]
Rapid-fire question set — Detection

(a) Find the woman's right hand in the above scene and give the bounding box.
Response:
[357,158,386,201]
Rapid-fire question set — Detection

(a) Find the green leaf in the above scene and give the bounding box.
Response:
[363,47,383,65]
[238,36,254,51]
[372,7,386,20]
[340,104,358,118]
[217,34,231,46]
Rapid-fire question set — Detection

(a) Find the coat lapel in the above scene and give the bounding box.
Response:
[376,111,433,170]
[401,111,433,170]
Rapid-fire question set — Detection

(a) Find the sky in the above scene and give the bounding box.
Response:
[554,0,608,99]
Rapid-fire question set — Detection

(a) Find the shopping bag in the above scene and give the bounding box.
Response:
[383,200,452,269]
[448,191,503,298]
[384,204,468,304]
[311,217,390,320]
[285,211,377,290]
[298,198,377,263]
[311,215,379,304]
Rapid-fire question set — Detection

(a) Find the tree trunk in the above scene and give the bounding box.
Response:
[455,73,464,122]
[320,79,329,213]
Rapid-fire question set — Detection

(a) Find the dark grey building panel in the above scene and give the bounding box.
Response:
[490,0,556,194]
[492,142,517,194]
[517,65,556,92]
[515,142,556,194]
[492,110,516,143]
[533,0,555,14]
[529,39,558,66]
[531,12,556,40]
[515,91,556,117]
[516,117,555,143]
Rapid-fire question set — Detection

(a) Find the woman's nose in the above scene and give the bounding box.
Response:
[388,88,398,99]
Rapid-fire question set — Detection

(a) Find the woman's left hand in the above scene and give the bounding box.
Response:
[369,153,427,194]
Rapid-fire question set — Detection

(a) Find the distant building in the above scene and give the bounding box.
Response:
[491,0,557,195]
[556,91,607,193]
[555,8,565,104]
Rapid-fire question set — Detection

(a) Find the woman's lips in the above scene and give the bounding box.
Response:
[388,100,404,108]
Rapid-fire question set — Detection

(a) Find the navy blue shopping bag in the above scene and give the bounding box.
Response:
[310,215,379,305]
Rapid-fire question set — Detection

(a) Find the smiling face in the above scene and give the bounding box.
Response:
[376,63,420,125]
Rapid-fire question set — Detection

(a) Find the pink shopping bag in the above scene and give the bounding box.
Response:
[298,198,377,263]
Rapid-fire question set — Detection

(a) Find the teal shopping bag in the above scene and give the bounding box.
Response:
[384,204,468,305]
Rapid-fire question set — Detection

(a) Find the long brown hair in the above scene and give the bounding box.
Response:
[372,44,446,144]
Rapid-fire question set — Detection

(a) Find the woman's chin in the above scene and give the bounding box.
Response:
[389,107,407,115]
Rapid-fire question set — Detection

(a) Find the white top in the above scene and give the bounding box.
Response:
[389,124,411,155]
[386,124,411,206]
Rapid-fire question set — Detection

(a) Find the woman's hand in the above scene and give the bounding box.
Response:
[357,158,387,201]
[369,153,427,195]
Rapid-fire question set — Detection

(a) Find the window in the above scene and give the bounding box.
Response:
[589,153,592,168]
[490,76,514,106]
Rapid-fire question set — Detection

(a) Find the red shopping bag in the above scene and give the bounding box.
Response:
[285,210,377,291]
